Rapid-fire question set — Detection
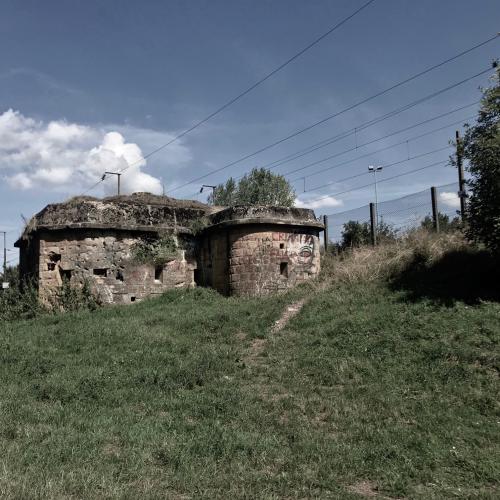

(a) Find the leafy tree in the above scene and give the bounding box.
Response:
[340,220,396,248]
[459,65,500,253]
[209,168,295,206]
[420,213,461,232]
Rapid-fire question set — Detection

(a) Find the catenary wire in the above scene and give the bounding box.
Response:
[162,36,497,194]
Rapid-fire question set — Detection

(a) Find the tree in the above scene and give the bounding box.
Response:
[340,220,396,248]
[459,65,500,254]
[420,213,461,232]
[209,168,295,206]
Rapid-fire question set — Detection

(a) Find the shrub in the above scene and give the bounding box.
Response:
[132,235,180,265]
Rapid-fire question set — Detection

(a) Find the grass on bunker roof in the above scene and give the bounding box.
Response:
[0,251,499,498]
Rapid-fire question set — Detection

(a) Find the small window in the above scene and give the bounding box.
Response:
[93,268,108,277]
[154,265,163,282]
[49,253,61,263]
[279,243,285,249]
[116,270,124,282]
[60,269,72,282]
[280,262,288,277]
[130,296,136,302]
[47,262,56,271]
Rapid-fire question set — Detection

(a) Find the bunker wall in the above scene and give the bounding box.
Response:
[36,229,196,304]
[200,224,320,296]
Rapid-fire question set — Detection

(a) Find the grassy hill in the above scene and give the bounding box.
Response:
[1,232,499,499]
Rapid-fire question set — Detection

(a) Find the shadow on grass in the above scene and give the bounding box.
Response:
[390,247,500,306]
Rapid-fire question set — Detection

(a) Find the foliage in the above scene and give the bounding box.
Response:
[0,271,46,321]
[187,216,210,235]
[459,65,500,253]
[420,212,462,232]
[0,266,102,321]
[209,167,296,206]
[50,278,101,312]
[340,219,396,248]
[0,244,499,498]
[132,234,180,265]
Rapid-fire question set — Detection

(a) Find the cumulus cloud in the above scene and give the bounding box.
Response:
[439,191,460,209]
[0,109,190,195]
[295,194,343,210]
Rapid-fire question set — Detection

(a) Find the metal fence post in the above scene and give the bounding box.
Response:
[323,215,329,253]
[431,186,439,233]
[369,202,377,246]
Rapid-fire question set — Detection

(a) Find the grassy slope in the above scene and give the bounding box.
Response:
[0,270,499,498]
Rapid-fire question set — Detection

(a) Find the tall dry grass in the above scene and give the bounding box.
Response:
[320,229,469,285]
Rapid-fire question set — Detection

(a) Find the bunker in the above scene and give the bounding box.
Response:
[15,194,324,302]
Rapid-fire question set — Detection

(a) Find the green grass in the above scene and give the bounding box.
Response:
[0,267,499,498]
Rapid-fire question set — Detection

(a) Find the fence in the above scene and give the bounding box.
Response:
[324,182,462,244]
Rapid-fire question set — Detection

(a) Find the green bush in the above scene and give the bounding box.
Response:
[132,234,180,265]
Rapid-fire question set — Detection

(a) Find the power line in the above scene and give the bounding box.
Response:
[286,113,475,182]
[164,36,498,194]
[80,0,378,194]
[317,159,450,208]
[262,101,478,174]
[303,144,451,194]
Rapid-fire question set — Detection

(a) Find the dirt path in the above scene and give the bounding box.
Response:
[271,298,307,333]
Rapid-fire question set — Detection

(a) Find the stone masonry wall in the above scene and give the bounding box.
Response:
[201,225,320,296]
[38,229,196,304]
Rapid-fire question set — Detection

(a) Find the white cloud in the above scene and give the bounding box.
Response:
[0,109,190,195]
[439,191,460,209]
[295,194,343,210]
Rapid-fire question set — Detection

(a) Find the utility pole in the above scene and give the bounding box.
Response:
[455,131,466,220]
[323,215,329,253]
[101,172,122,195]
[369,203,377,246]
[368,165,383,225]
[431,186,439,233]
[1,231,6,284]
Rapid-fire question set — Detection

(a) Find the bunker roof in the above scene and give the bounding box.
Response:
[206,205,324,230]
[15,193,323,245]
[16,193,214,244]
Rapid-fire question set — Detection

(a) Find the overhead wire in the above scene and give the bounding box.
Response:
[163,35,498,194]
[80,0,378,193]
[321,159,450,209]
[286,113,475,182]
[258,100,478,173]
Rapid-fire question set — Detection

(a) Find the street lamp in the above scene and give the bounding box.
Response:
[200,184,216,204]
[368,165,383,224]
[101,171,122,195]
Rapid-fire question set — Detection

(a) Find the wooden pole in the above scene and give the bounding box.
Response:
[456,130,466,220]
[431,186,439,233]
[323,215,329,253]
[369,202,377,246]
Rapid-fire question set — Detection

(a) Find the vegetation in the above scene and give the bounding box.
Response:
[1,230,499,498]
[420,212,461,232]
[460,65,500,254]
[340,219,396,248]
[209,167,296,206]
[132,234,180,265]
[0,266,101,321]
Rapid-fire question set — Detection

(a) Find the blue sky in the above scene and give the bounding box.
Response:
[0,0,499,263]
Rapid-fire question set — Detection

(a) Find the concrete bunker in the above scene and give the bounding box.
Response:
[15,194,324,302]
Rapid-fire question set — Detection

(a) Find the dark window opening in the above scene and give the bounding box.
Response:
[280,262,288,277]
[279,243,285,249]
[49,253,61,262]
[116,270,124,282]
[59,269,72,282]
[130,296,136,302]
[47,262,56,271]
[154,265,163,282]
[93,268,108,277]
[194,269,201,286]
